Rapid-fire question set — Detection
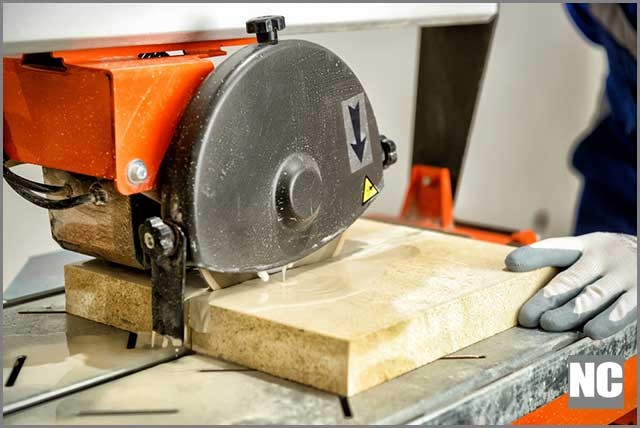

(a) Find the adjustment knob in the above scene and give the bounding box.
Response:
[380,135,398,169]
[246,15,286,44]
[139,217,176,259]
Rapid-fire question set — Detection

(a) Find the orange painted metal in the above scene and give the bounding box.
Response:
[3,38,255,195]
[611,408,638,425]
[401,165,454,229]
[371,165,538,245]
[512,355,637,425]
[4,57,116,179]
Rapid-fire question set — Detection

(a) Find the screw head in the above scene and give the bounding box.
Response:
[127,159,148,184]
[143,232,155,249]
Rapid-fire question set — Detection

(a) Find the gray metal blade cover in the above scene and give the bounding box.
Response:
[161,39,385,273]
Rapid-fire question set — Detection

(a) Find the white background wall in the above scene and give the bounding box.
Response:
[2,4,606,289]
[454,4,606,237]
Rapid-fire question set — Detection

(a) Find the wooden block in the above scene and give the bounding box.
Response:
[65,261,207,334]
[65,260,153,333]
[64,219,556,396]
[188,220,556,396]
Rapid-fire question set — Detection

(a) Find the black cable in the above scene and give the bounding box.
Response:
[3,164,69,195]
[3,162,105,210]
[5,177,98,209]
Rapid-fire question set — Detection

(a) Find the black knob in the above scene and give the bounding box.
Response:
[246,15,286,44]
[139,217,176,259]
[380,135,398,169]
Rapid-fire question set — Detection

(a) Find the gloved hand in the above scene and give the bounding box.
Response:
[505,232,637,339]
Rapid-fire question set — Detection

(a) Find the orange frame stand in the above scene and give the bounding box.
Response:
[370,164,538,246]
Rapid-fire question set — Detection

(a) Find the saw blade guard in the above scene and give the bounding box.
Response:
[161,36,392,273]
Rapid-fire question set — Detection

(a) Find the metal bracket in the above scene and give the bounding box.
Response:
[139,217,186,340]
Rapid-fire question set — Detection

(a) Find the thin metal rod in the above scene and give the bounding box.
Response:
[3,349,191,415]
[3,288,65,309]
[76,409,178,416]
[441,355,486,360]
[198,368,255,373]
[18,310,66,314]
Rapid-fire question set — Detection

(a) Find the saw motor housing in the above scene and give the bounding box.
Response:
[3,16,397,339]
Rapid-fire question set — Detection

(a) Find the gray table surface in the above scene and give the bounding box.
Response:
[3,292,636,425]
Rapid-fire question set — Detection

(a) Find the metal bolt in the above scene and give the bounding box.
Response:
[127,159,148,184]
[143,232,155,249]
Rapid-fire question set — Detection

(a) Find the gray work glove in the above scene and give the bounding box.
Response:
[505,232,637,339]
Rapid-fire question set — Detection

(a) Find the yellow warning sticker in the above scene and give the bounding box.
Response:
[362,175,379,204]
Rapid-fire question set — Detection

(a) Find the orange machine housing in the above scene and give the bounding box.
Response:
[3,38,254,195]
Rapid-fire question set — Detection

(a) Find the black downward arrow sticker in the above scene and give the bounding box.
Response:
[348,102,367,162]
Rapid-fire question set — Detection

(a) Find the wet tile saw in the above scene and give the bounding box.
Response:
[3,15,398,340]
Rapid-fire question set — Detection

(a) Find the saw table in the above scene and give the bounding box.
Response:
[3,255,637,425]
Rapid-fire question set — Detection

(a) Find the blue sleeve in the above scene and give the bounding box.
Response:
[620,4,636,30]
[566,4,637,235]
[565,3,636,136]
[566,4,636,53]
[566,4,602,45]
